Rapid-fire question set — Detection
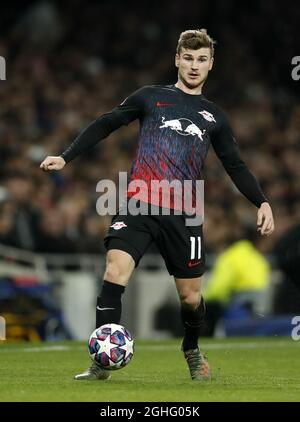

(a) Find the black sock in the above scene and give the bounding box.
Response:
[96,280,125,328]
[181,297,206,352]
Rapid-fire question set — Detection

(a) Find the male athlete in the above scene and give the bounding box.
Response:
[40,29,274,381]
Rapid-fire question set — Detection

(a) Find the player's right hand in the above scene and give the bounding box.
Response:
[40,156,66,171]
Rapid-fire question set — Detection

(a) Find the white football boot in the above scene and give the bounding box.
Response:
[74,361,111,380]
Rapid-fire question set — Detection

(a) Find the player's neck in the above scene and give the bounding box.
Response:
[175,80,203,95]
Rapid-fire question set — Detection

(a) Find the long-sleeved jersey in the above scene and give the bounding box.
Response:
[61,84,267,211]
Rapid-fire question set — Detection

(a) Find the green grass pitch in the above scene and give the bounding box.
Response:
[0,337,299,402]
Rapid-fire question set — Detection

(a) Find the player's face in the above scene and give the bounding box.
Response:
[175,48,213,90]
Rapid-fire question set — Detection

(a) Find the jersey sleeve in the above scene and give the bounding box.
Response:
[60,87,147,163]
[211,112,268,208]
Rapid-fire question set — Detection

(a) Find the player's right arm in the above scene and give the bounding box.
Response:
[40,87,147,171]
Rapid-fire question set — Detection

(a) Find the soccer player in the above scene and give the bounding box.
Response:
[40,29,274,381]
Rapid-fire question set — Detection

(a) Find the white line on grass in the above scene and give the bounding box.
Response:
[139,340,300,351]
[0,345,72,353]
[0,339,299,353]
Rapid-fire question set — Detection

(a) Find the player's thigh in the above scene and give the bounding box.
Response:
[104,212,157,279]
[104,249,136,286]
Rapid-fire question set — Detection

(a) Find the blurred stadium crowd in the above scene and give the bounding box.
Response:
[0,0,299,256]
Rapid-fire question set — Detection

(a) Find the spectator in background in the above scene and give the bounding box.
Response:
[37,209,75,253]
[203,230,270,336]
[0,201,16,247]
[12,0,63,49]
[4,174,41,251]
[76,214,109,254]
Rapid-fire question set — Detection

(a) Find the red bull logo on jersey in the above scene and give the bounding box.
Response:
[198,110,216,123]
[110,221,127,230]
[159,117,206,141]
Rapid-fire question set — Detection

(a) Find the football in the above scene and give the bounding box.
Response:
[88,323,134,370]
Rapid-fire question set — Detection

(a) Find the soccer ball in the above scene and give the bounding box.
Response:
[88,323,134,370]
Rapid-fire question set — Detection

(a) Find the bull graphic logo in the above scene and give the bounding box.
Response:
[159,117,183,131]
[159,117,206,141]
[110,221,127,230]
[184,123,206,140]
[198,110,216,123]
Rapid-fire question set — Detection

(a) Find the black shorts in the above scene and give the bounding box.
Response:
[104,202,205,278]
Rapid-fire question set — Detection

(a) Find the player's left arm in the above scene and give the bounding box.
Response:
[211,113,274,236]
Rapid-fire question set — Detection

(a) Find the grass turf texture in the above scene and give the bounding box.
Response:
[0,337,299,402]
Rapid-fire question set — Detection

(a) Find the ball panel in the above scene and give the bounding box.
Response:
[88,337,99,354]
[110,346,126,363]
[96,326,111,341]
[96,351,110,367]
[121,352,133,367]
[123,327,133,341]
[110,330,126,346]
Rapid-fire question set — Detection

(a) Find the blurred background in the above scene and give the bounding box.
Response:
[0,0,300,341]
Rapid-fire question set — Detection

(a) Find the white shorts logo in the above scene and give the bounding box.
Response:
[110,222,127,230]
[198,110,216,122]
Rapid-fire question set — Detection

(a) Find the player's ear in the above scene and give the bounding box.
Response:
[209,57,214,71]
[175,53,180,68]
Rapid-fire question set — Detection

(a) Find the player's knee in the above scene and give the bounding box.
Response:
[180,291,200,310]
[104,261,130,284]
[104,253,132,285]
[104,261,121,283]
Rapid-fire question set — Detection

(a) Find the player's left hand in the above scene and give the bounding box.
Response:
[257,202,274,236]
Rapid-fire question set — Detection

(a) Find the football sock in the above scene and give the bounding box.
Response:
[181,296,206,352]
[96,280,125,328]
